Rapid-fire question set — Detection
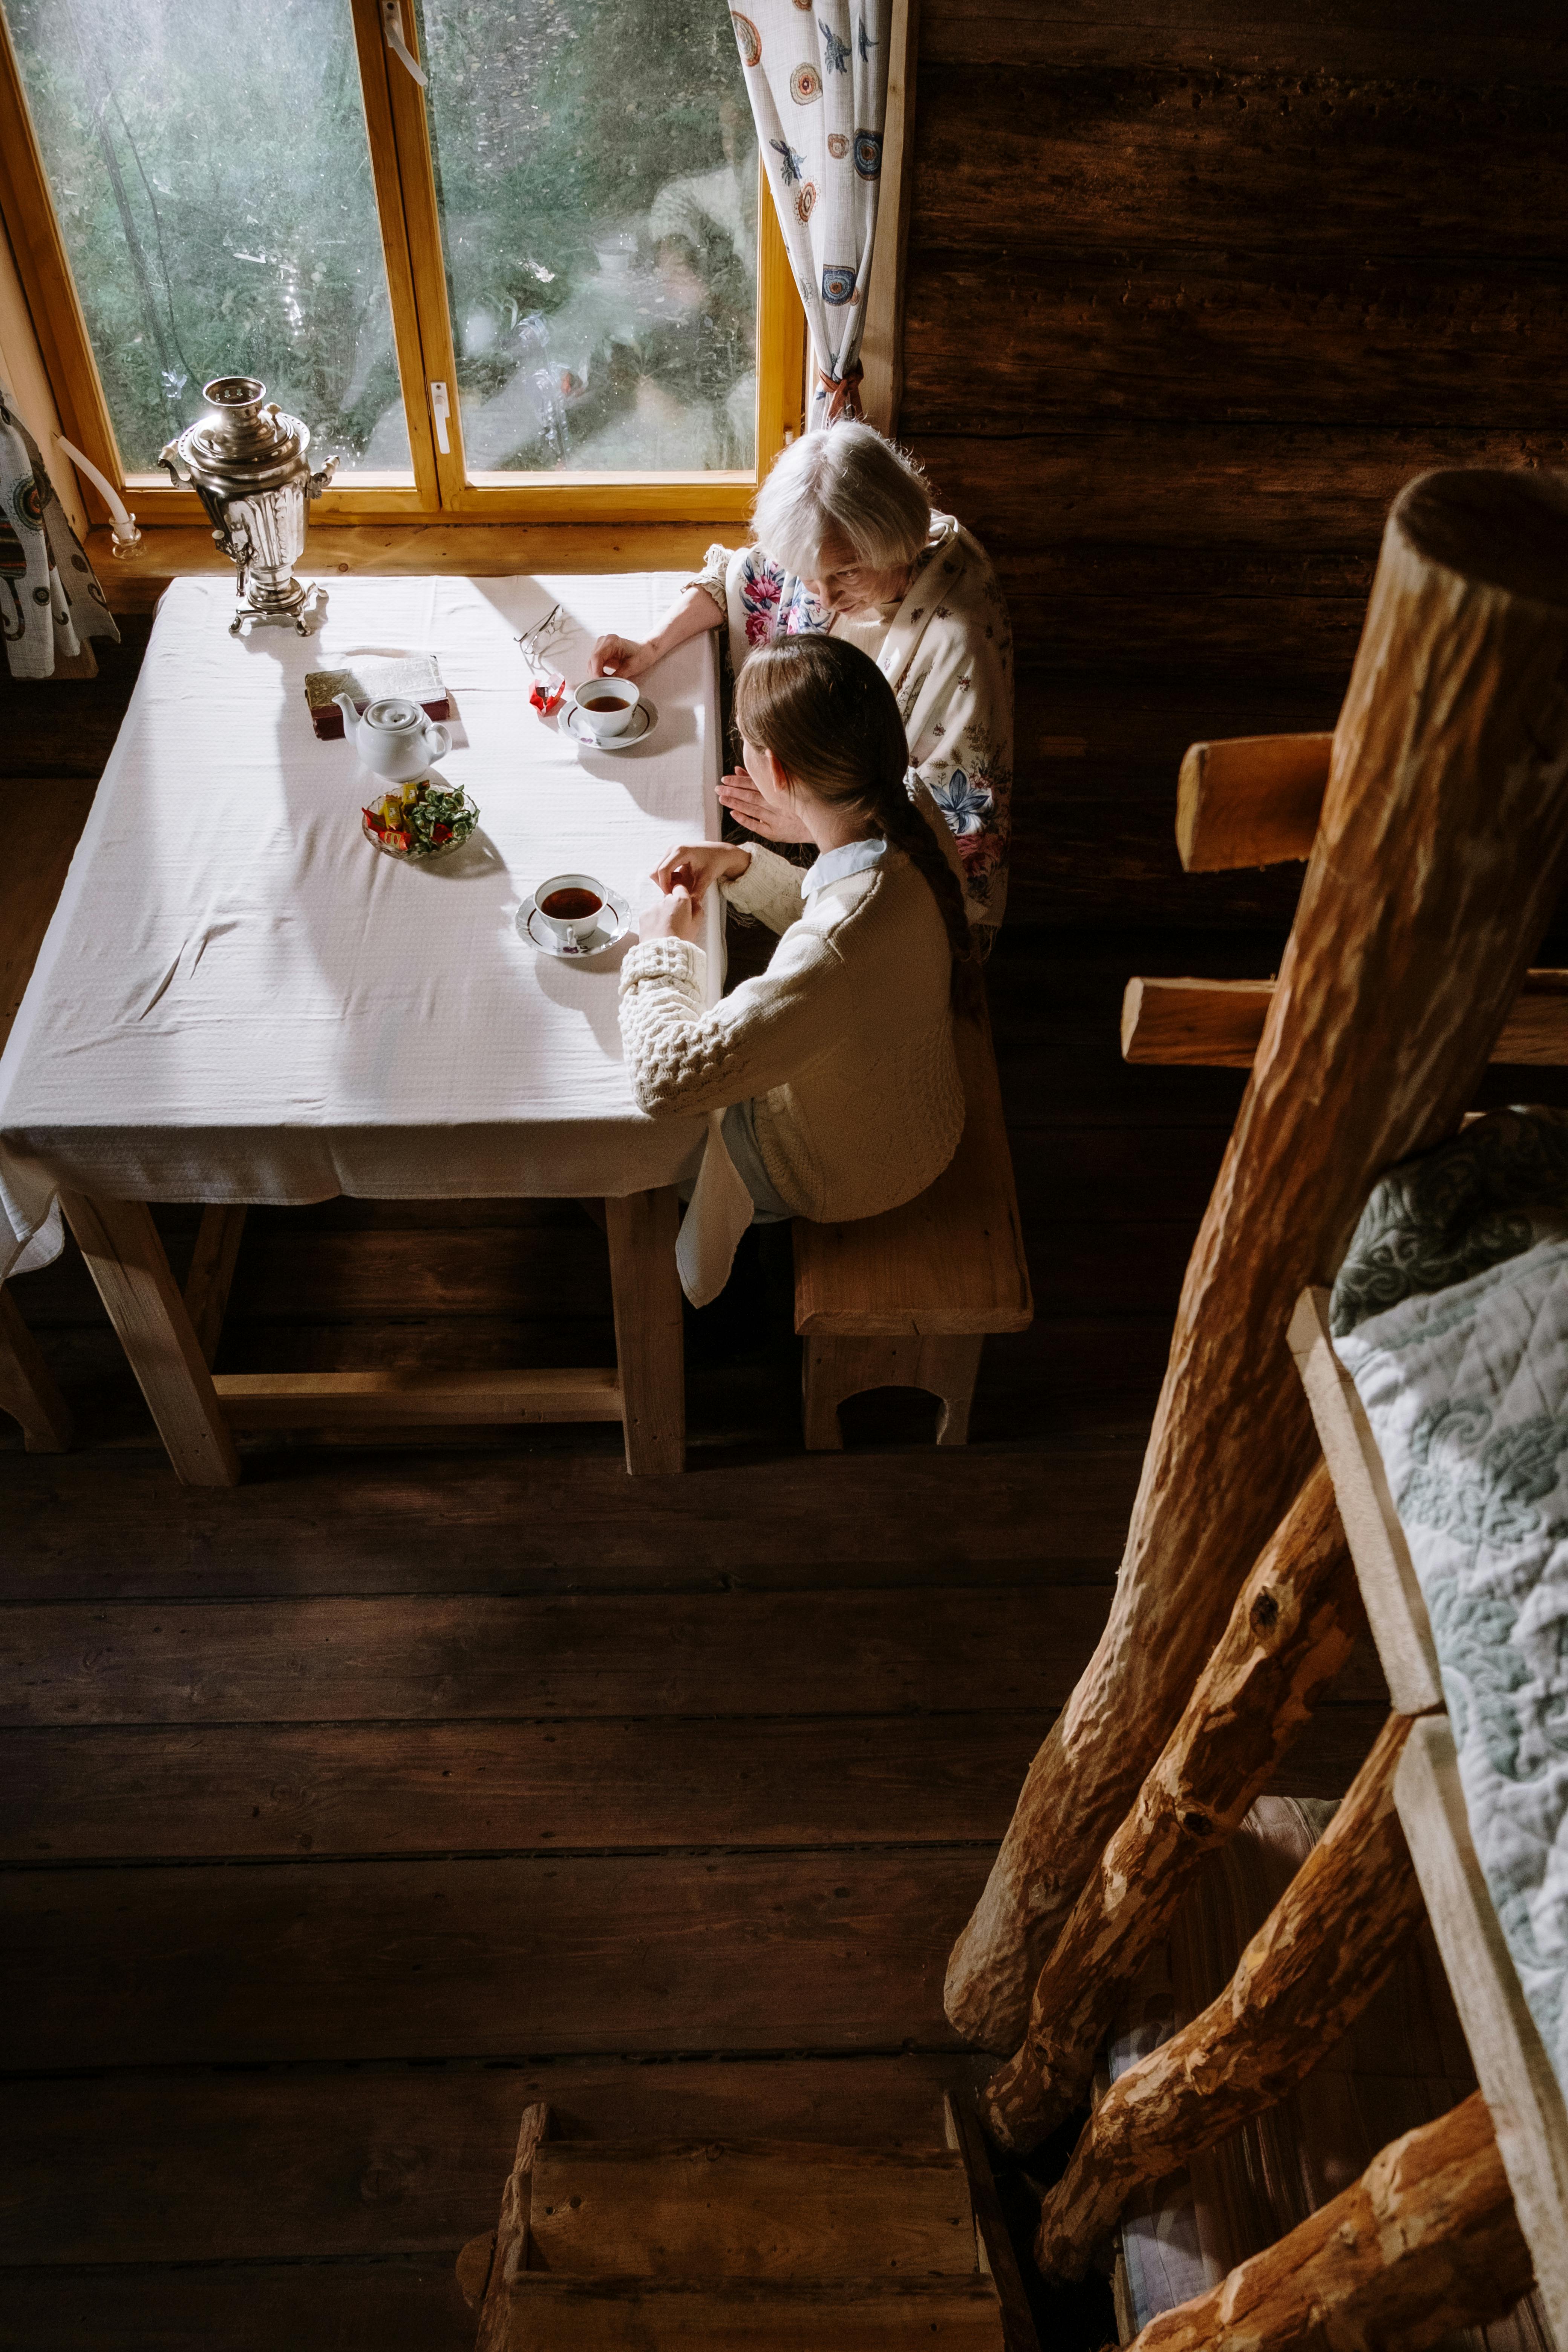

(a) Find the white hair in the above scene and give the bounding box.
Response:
[752,423,932,580]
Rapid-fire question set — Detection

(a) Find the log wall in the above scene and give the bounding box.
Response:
[900,0,1568,929]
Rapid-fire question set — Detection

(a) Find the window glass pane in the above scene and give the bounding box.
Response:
[4,0,410,474]
[407,0,757,476]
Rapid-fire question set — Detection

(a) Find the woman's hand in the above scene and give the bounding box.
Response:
[639,885,701,944]
[650,840,751,905]
[590,585,723,683]
[716,768,811,844]
[588,633,657,681]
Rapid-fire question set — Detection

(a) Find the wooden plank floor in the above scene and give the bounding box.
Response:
[8,623,1554,2350]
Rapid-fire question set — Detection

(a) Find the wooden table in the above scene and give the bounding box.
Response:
[0,574,724,1483]
[56,1187,686,1484]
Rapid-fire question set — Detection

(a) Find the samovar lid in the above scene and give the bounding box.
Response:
[176,377,312,493]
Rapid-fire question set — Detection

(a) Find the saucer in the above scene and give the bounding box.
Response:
[558,698,657,753]
[517,884,633,958]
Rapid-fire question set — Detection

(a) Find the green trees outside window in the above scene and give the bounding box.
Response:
[5,0,757,480]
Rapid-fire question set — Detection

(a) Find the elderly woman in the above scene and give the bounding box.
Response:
[589,423,1014,936]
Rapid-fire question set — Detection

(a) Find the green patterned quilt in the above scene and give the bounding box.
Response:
[1332,1108,1568,2096]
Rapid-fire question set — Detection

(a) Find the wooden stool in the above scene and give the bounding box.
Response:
[457,2098,1037,2351]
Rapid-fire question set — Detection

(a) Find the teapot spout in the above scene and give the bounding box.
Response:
[334,692,359,729]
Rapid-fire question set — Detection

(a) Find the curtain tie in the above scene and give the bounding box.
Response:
[816,360,864,426]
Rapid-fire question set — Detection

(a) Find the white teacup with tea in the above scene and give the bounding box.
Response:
[534,872,609,951]
[571,677,640,741]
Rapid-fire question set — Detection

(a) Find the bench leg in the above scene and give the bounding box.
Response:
[802,1333,986,1450]
[802,1335,858,1450]
[930,1335,985,1446]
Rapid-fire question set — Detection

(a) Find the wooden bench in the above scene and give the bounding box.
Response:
[792,998,1032,1449]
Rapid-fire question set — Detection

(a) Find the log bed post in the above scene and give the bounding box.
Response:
[1116,2089,1534,2352]
[947,470,1568,2052]
[473,2101,552,2352]
[980,1462,1359,2149]
[1033,1713,1423,2279]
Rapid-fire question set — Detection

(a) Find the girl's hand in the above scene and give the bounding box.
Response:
[639,884,701,943]
[650,840,750,904]
[589,633,656,681]
[716,769,810,844]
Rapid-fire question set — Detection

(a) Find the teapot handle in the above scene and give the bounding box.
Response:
[424,722,452,762]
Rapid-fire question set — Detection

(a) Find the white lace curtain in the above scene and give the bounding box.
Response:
[727,2,890,427]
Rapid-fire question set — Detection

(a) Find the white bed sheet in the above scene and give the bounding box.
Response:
[0,573,723,1276]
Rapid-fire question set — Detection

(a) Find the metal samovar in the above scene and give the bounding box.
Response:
[159,376,337,635]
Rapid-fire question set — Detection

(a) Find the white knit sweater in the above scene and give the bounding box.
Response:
[618,843,964,1223]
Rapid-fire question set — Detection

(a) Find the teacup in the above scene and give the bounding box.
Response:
[535,871,608,951]
[571,677,640,741]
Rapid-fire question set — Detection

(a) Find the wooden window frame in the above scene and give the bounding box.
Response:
[0,0,805,533]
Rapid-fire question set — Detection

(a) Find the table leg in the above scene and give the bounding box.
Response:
[184,1205,249,1367]
[0,1285,73,1452]
[605,1187,685,1476]
[60,1193,241,1488]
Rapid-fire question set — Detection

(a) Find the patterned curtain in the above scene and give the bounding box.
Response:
[727,2,890,427]
[0,387,119,679]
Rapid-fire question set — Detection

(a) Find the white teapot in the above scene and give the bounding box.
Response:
[335,693,452,782]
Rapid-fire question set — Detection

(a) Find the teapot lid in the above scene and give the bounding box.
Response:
[362,697,423,730]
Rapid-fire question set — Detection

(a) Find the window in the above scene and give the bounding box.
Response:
[3,0,410,477]
[415,0,759,479]
[0,0,804,524]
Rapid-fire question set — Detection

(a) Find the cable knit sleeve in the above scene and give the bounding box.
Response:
[721,842,806,935]
[619,917,855,1121]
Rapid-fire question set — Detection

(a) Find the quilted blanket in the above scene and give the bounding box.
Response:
[1332,1108,1568,2097]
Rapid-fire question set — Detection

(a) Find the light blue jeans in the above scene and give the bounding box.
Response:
[720,1097,792,1224]
[676,1100,792,1225]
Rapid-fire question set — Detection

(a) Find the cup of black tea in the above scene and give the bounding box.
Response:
[571,676,640,740]
[535,871,609,950]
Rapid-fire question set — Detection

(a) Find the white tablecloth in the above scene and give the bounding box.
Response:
[0,574,724,1279]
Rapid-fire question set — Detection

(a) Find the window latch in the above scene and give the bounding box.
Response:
[429,381,451,455]
[382,0,427,86]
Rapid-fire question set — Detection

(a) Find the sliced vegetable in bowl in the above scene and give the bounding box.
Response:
[362,780,479,858]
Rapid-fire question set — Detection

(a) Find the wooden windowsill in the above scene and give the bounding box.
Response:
[89,521,723,614]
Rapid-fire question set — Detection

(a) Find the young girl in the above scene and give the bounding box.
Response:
[619,635,974,1267]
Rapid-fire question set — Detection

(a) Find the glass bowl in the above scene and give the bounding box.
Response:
[361,781,479,859]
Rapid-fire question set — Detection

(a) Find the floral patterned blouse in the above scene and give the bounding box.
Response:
[692,512,1014,931]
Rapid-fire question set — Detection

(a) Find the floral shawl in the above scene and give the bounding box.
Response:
[693,511,1014,928]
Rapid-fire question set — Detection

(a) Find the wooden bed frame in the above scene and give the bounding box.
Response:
[946,467,1568,2346]
[1291,1284,1568,2335]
